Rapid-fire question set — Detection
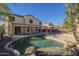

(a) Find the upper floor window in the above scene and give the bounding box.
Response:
[29,19,33,24]
[9,16,15,21]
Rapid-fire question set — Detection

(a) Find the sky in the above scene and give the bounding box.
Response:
[0,3,66,25]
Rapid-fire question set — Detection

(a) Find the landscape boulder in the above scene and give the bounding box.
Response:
[36,47,64,56]
[24,46,36,56]
[13,49,20,56]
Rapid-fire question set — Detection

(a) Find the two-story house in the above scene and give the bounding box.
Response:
[4,13,41,37]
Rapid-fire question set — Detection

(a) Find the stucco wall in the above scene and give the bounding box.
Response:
[25,16,40,25]
[42,23,50,28]
[12,15,40,26]
[4,16,9,36]
[42,23,53,29]
[13,16,25,24]
[4,16,15,36]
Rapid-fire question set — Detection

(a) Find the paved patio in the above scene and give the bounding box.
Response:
[45,33,77,47]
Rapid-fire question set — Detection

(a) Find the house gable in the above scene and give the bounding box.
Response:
[25,15,41,26]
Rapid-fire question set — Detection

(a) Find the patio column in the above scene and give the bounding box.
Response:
[40,27,42,33]
[25,26,27,34]
[46,29,48,36]
[30,26,32,34]
[20,26,24,35]
[21,26,23,35]
[13,25,14,36]
[33,27,35,32]
[22,26,26,35]
[50,28,52,34]
[9,23,13,37]
[38,27,40,32]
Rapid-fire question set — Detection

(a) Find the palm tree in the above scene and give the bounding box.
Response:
[65,3,79,44]
[0,3,10,39]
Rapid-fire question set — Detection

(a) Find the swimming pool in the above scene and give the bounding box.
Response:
[12,37,64,55]
[30,38,64,48]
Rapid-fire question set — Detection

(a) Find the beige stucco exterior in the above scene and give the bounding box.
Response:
[25,15,41,25]
[42,23,54,29]
[41,23,54,35]
[4,14,41,37]
[13,16,25,24]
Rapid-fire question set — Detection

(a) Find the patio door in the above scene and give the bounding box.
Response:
[15,26,21,35]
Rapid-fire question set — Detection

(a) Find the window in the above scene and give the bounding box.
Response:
[39,22,41,25]
[9,16,15,21]
[29,19,33,24]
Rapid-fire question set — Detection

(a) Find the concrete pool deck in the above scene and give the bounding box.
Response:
[45,33,77,48]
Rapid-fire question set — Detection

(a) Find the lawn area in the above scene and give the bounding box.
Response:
[12,37,64,55]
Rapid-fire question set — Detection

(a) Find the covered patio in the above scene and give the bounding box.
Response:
[12,24,41,36]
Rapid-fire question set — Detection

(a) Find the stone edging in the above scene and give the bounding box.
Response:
[4,39,20,56]
[4,33,44,56]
